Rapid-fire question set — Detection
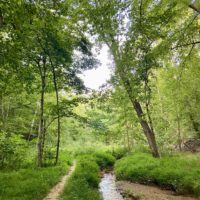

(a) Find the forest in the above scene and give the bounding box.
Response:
[0,0,200,200]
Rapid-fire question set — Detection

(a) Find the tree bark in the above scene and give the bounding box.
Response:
[118,67,160,157]
[37,58,47,167]
[189,4,200,14]
[107,39,160,157]
[174,94,182,151]
[133,100,160,157]
[50,61,61,165]
[28,102,39,141]
[37,75,45,167]
[42,118,46,157]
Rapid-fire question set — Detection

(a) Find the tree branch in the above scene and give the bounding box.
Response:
[171,41,200,50]
[189,4,200,14]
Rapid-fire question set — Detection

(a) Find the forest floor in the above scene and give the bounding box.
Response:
[117,180,197,200]
[43,161,76,200]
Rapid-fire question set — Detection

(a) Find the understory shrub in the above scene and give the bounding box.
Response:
[109,147,129,159]
[0,132,30,169]
[93,151,116,169]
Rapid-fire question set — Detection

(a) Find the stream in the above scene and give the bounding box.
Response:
[99,173,196,200]
[99,173,124,200]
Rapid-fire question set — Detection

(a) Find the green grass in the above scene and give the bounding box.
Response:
[93,151,116,169]
[115,152,200,197]
[0,153,71,200]
[60,151,115,200]
[109,147,130,160]
[60,155,101,200]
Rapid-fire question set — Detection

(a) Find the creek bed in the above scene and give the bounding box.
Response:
[99,173,124,200]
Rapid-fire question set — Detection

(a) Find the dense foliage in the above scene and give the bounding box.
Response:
[0,0,200,199]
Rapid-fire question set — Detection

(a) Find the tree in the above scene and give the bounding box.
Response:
[0,0,98,166]
[79,0,200,157]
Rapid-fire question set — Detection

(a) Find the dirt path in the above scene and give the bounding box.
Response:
[117,181,197,200]
[43,161,76,200]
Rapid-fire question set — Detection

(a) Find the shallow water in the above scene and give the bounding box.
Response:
[99,173,124,200]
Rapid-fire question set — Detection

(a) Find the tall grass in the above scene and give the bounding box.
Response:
[0,153,71,200]
[60,155,101,200]
[60,151,115,200]
[115,152,200,197]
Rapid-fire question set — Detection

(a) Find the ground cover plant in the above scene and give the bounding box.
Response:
[0,165,69,200]
[93,151,116,169]
[60,155,101,200]
[115,152,200,197]
[0,153,71,200]
[60,151,115,200]
[1,1,200,199]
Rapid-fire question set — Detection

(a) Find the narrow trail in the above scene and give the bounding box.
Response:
[43,161,76,200]
[117,181,197,200]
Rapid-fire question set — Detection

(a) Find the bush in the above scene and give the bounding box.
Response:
[93,151,116,169]
[109,147,129,159]
[115,152,200,197]
[0,132,29,169]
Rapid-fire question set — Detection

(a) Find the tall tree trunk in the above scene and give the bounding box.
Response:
[37,75,45,167]
[36,58,47,167]
[42,119,46,154]
[50,61,60,165]
[144,76,155,135]
[109,41,160,157]
[28,102,39,141]
[1,94,5,130]
[119,68,160,157]
[174,97,182,151]
[42,119,46,164]
[133,100,160,157]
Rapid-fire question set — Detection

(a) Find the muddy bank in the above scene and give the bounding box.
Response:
[117,181,197,200]
[99,171,197,200]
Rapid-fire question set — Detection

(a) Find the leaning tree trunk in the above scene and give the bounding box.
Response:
[117,63,160,157]
[51,62,61,165]
[133,100,160,157]
[104,39,160,157]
